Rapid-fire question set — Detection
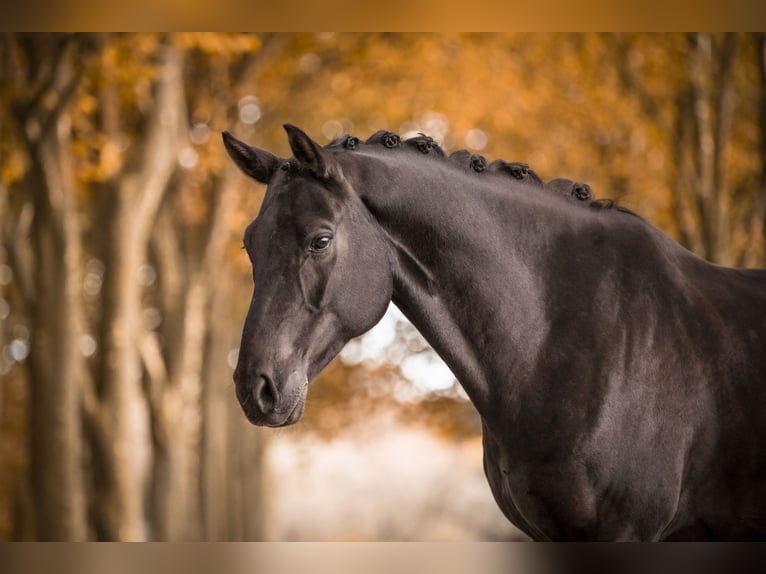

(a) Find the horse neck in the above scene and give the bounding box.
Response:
[349,156,583,416]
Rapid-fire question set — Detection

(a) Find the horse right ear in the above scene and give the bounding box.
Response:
[222,131,281,184]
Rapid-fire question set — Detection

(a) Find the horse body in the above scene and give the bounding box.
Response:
[223,126,766,540]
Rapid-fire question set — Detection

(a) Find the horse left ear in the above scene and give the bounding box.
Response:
[222,131,281,184]
[284,124,337,180]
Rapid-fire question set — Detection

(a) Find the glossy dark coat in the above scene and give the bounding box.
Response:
[223,125,766,541]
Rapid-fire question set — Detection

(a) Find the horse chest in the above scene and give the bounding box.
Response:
[482,445,547,540]
[480,431,578,540]
[480,427,609,540]
[480,424,687,541]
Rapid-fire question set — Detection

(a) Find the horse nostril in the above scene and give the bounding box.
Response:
[254,375,278,414]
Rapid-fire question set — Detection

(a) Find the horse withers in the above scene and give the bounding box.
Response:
[223,124,766,541]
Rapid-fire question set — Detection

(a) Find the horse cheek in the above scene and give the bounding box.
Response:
[298,254,335,312]
[341,245,393,337]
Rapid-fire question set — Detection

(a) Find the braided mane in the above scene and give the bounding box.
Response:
[327,130,631,212]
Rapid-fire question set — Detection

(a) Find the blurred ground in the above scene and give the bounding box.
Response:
[263,410,525,541]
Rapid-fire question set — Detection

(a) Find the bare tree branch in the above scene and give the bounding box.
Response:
[0,185,35,310]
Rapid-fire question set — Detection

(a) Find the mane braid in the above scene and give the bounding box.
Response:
[327,134,360,150]
[404,133,445,157]
[366,130,401,148]
[471,154,488,172]
[449,149,487,172]
[488,160,544,186]
[546,178,592,201]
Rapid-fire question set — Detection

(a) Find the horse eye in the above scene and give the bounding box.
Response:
[308,233,333,253]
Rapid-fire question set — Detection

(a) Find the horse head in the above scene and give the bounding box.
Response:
[222,125,394,427]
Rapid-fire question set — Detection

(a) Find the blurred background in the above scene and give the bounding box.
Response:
[0,33,765,541]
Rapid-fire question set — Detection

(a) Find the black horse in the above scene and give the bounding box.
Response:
[222,125,766,541]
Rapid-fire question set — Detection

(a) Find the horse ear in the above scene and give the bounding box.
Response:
[222,131,280,184]
[284,124,336,179]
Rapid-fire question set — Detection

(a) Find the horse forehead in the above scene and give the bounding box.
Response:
[260,178,341,228]
[291,182,339,213]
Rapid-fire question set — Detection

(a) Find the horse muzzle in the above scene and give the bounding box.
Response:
[234,369,308,427]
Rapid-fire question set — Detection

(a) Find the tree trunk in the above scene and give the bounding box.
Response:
[199,288,235,540]
[25,112,87,541]
[687,33,739,265]
[689,33,720,262]
[86,193,153,540]
[612,34,743,265]
[4,35,92,541]
[147,169,249,539]
[84,40,186,541]
[144,266,206,540]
